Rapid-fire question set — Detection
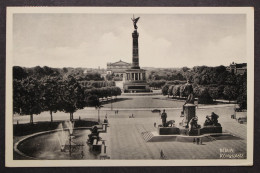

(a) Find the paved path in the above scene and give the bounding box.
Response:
[104,106,247,160]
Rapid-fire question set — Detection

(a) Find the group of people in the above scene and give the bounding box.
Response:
[193,137,203,145]
[129,114,135,118]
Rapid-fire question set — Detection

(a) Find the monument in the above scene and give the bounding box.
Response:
[158,82,222,136]
[123,15,150,93]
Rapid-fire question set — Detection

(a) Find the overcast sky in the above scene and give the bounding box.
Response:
[13,13,246,68]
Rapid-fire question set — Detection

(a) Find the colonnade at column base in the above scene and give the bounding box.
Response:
[123,82,151,93]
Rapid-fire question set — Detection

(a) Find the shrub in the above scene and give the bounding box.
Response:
[198,88,214,104]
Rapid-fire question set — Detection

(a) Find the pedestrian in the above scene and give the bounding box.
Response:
[196,138,200,145]
[160,150,164,159]
[154,122,156,127]
[199,138,202,145]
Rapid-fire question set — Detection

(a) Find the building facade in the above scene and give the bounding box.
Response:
[226,62,247,75]
[106,60,131,78]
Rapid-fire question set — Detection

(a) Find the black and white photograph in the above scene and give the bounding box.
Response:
[5,7,254,166]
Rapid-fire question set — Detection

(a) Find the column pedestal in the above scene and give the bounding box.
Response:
[180,104,196,127]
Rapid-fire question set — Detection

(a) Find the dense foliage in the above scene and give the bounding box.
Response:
[13,66,121,123]
[13,66,104,81]
[159,66,247,107]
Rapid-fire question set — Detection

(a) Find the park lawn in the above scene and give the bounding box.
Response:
[102,95,185,108]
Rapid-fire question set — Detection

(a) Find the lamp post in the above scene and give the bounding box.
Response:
[110,91,113,111]
[96,105,101,123]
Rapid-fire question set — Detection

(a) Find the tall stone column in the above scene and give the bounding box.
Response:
[131,30,140,69]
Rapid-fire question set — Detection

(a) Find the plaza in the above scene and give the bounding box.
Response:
[13,95,247,160]
[10,13,249,162]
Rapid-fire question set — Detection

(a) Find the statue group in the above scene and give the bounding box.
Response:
[158,80,222,135]
[87,126,101,145]
[160,109,175,127]
[204,112,221,127]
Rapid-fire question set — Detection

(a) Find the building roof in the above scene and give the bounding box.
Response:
[107,60,131,66]
[229,62,247,68]
[109,69,127,73]
[236,63,247,68]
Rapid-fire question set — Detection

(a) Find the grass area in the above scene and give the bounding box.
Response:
[14,119,98,136]
[102,96,185,108]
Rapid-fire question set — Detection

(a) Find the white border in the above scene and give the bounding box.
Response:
[5,7,254,167]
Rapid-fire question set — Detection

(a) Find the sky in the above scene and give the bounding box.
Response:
[13,13,247,68]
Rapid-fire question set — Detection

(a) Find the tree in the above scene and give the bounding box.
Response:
[208,87,219,101]
[172,85,180,97]
[113,87,122,99]
[193,85,202,98]
[86,95,100,107]
[17,77,42,124]
[237,90,247,109]
[13,66,28,80]
[181,83,193,97]
[179,85,186,97]
[60,76,85,121]
[182,67,190,72]
[13,79,24,115]
[86,95,102,123]
[237,73,247,109]
[223,86,239,103]
[198,88,213,104]
[162,84,170,96]
[167,85,174,97]
[41,76,62,122]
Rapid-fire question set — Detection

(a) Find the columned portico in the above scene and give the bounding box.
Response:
[125,71,146,81]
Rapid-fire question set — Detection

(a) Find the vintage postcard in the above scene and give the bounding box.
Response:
[5,7,254,166]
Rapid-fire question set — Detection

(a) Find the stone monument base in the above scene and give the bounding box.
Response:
[200,126,222,134]
[179,104,196,127]
[142,131,236,142]
[123,81,150,93]
[179,127,201,136]
[158,127,180,135]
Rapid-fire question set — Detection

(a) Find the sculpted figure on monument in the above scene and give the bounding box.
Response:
[161,109,167,127]
[131,15,140,30]
[203,112,221,127]
[204,115,213,126]
[211,112,221,126]
[87,126,100,145]
[188,116,201,132]
[182,81,195,113]
[184,81,195,104]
